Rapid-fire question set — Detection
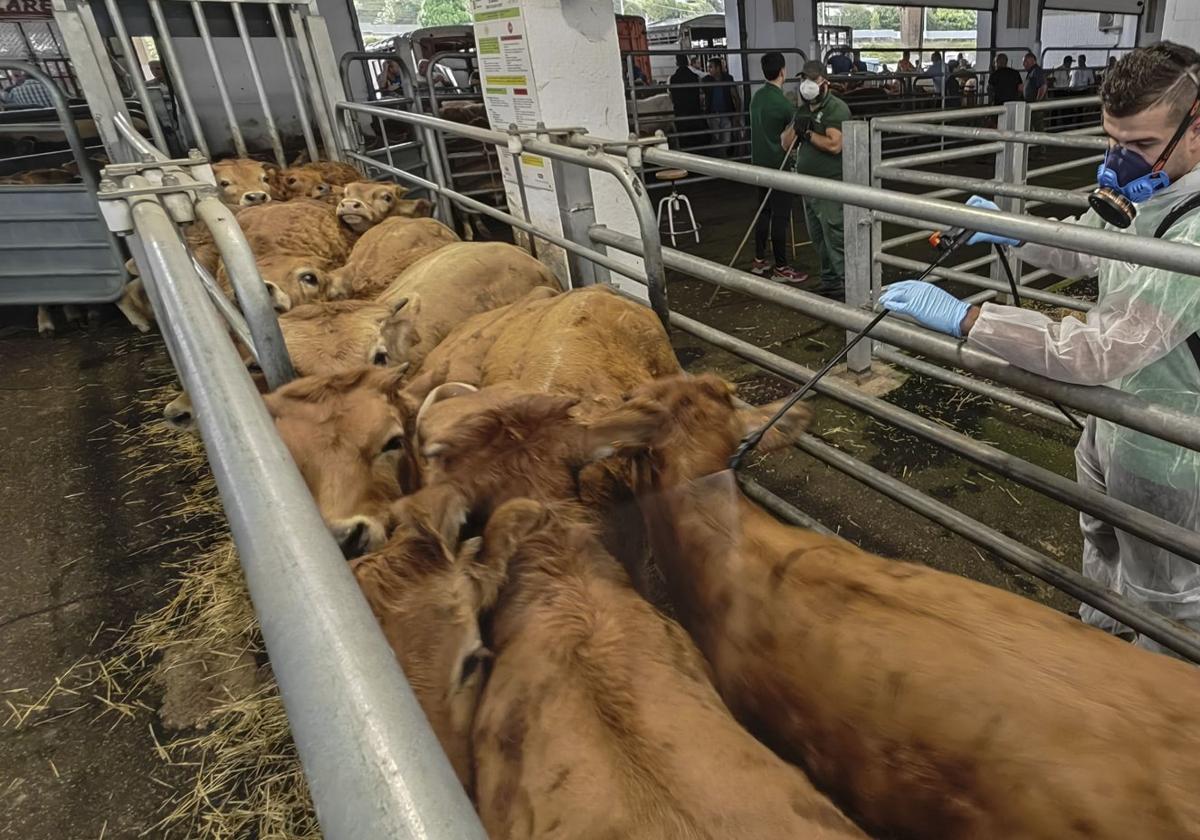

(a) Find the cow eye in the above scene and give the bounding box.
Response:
[260,175,269,183]
[381,435,405,453]
[219,179,231,187]
[382,193,393,203]
[299,272,319,287]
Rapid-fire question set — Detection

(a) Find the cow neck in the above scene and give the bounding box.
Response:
[638,469,777,654]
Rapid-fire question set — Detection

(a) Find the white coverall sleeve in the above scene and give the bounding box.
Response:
[1010,211,1102,278]
[967,220,1200,386]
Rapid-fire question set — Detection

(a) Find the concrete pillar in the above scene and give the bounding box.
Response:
[726,0,817,76]
[470,0,642,295]
[1161,0,1200,45]
[901,7,923,53]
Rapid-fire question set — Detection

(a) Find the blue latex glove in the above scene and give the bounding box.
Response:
[965,195,1022,247]
[879,280,972,338]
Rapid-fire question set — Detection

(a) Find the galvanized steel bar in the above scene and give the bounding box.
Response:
[872,104,1006,124]
[874,166,1093,209]
[193,256,257,357]
[879,120,1110,151]
[190,0,246,158]
[268,3,319,163]
[102,0,168,151]
[230,1,285,166]
[1027,153,1105,180]
[289,6,337,157]
[124,185,489,838]
[147,0,208,157]
[194,196,295,389]
[878,141,1004,169]
[874,347,1083,427]
[588,225,1200,453]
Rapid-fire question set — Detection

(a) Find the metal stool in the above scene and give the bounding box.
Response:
[655,169,700,246]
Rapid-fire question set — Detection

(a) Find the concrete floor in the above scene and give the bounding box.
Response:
[0,307,194,839]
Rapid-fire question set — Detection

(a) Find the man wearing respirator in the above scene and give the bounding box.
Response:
[880,43,1200,658]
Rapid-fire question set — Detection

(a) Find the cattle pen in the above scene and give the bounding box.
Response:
[3,1,1200,837]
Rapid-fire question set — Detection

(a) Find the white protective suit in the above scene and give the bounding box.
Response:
[968,164,1200,658]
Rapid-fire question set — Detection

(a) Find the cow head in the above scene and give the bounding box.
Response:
[413,384,668,517]
[337,182,432,233]
[252,255,341,312]
[616,374,812,489]
[280,299,398,372]
[351,482,503,794]
[279,167,331,201]
[379,294,422,366]
[212,158,278,207]
[265,366,431,558]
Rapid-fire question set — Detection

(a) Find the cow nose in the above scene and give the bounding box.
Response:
[372,349,389,366]
[243,191,269,205]
[331,518,373,559]
[342,199,363,211]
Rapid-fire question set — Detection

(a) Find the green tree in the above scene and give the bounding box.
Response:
[369,0,420,24]
[874,5,900,29]
[418,0,470,26]
[927,7,977,30]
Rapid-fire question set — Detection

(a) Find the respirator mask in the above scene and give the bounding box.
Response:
[1089,70,1200,229]
[799,78,824,103]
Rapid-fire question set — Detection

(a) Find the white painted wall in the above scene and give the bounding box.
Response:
[1161,0,1200,44]
[1040,10,1137,69]
[725,0,816,81]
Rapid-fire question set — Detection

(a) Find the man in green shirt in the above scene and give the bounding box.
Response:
[750,51,804,282]
[790,60,851,300]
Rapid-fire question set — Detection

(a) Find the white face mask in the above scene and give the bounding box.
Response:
[799,79,822,102]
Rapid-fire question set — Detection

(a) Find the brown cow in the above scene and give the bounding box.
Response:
[264,367,430,556]
[376,242,562,371]
[211,158,279,206]
[163,299,399,432]
[265,286,676,559]
[278,160,361,200]
[350,483,500,794]
[472,496,866,839]
[337,182,433,234]
[437,372,1200,840]
[330,216,460,299]
[224,199,353,311]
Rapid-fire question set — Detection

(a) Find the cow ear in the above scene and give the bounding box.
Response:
[391,183,410,199]
[479,498,547,576]
[736,399,811,453]
[416,381,479,432]
[381,294,422,363]
[579,397,670,463]
[418,483,472,549]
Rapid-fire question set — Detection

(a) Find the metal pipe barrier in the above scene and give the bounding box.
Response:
[587,225,1200,455]
[119,175,489,839]
[112,112,295,388]
[336,99,670,326]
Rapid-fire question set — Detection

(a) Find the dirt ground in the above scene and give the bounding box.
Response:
[0,307,196,839]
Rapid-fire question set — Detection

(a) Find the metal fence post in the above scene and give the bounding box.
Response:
[552,155,608,287]
[992,100,1029,301]
[842,120,873,377]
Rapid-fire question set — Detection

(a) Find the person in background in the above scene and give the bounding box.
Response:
[749,51,803,282]
[1071,54,1096,91]
[927,51,946,97]
[988,53,1022,106]
[669,54,707,151]
[377,60,403,95]
[828,50,854,76]
[702,58,740,159]
[1022,51,1048,133]
[852,51,868,74]
[1051,55,1074,94]
[956,52,972,69]
[945,59,963,107]
[896,50,916,73]
[789,60,850,300]
[879,42,1200,659]
[0,69,53,109]
[631,63,647,85]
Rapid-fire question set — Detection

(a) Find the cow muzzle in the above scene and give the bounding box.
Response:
[330,516,385,559]
[241,191,271,206]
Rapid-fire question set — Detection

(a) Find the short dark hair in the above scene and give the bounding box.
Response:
[1102,42,1200,120]
[801,59,825,80]
[1024,52,1036,62]
[761,51,786,81]
[676,54,690,69]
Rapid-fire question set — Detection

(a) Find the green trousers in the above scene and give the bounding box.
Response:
[802,196,845,290]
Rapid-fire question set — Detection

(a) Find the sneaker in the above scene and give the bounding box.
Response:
[771,265,809,284]
[750,258,772,276]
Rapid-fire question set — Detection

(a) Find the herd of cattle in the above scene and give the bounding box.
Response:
[140,157,1200,838]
